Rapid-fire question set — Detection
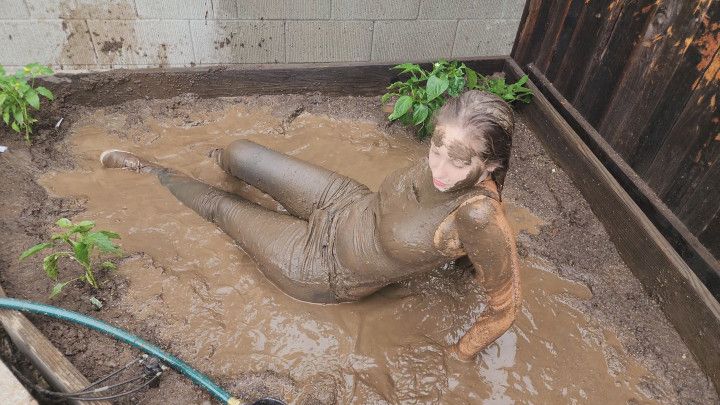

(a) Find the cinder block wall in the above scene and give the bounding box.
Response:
[0,0,524,72]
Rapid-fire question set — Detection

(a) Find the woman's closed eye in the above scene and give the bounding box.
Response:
[451,159,468,168]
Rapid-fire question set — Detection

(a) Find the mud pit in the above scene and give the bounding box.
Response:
[1,95,717,404]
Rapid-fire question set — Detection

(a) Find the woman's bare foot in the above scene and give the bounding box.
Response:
[100,149,160,173]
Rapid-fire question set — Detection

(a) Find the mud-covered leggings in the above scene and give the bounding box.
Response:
[153,140,368,303]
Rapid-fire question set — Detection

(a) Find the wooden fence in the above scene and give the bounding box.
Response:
[512,0,719,295]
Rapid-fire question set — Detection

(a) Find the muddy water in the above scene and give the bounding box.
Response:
[40,105,659,403]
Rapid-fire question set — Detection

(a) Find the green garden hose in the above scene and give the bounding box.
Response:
[0,297,282,405]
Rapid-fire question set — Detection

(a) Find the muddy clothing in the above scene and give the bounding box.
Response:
[149,140,499,303]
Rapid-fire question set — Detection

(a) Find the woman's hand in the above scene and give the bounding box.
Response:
[452,198,521,359]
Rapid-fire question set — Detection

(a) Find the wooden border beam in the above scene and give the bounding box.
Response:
[503,58,720,393]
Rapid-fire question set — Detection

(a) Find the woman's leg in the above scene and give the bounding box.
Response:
[213,140,369,219]
[100,150,337,303]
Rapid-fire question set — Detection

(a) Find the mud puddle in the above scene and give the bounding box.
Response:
[38,104,661,403]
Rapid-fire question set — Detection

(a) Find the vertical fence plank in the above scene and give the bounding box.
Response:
[632,3,720,176]
[572,0,656,127]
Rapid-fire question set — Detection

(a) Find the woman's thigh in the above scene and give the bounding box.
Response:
[217,140,368,219]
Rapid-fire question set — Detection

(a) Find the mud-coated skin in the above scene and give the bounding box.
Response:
[101,140,521,357]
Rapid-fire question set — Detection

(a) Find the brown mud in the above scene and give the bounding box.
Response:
[0,94,717,404]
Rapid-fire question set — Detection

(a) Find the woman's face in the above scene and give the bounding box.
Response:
[428,125,486,192]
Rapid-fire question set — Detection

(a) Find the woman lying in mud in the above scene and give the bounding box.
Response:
[100,90,520,359]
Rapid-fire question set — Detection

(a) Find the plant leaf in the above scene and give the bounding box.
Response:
[466,68,478,89]
[392,63,422,75]
[73,242,90,266]
[426,75,449,101]
[388,95,413,121]
[13,108,23,125]
[11,121,19,132]
[71,220,95,234]
[56,218,72,228]
[85,232,120,253]
[19,242,53,260]
[43,254,59,279]
[412,104,429,126]
[0,93,6,106]
[2,108,9,125]
[50,281,70,298]
[447,76,465,97]
[35,86,54,100]
[99,230,121,239]
[25,89,40,109]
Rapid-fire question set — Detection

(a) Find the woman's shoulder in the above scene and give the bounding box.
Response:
[456,195,500,224]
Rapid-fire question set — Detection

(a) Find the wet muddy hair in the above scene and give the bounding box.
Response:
[432,90,514,193]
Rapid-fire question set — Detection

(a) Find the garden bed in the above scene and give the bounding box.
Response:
[0,60,718,404]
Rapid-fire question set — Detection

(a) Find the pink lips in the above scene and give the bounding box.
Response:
[433,178,447,188]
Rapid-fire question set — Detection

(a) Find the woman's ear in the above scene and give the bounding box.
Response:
[476,161,502,184]
[484,161,502,174]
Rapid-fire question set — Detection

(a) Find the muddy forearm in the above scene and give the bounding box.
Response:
[453,201,521,359]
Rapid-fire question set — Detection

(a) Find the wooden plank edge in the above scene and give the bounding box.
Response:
[0,285,110,405]
[38,57,508,107]
[525,63,720,297]
[502,58,720,394]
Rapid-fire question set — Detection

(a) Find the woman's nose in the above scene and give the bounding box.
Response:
[435,161,450,178]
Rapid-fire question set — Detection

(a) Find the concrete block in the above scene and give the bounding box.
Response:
[87,20,194,65]
[452,19,519,57]
[371,20,456,62]
[286,21,372,62]
[0,0,30,19]
[75,0,137,19]
[418,0,504,19]
[191,20,284,64]
[25,0,136,18]
[504,0,526,19]
[236,0,330,20]
[0,20,96,66]
[213,0,238,18]
[135,0,212,19]
[0,358,38,405]
[331,0,419,20]
[25,0,77,18]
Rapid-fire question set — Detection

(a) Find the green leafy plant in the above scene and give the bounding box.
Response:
[381,60,533,138]
[19,218,122,297]
[0,63,55,143]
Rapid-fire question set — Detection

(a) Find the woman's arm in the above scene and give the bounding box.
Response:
[453,199,521,359]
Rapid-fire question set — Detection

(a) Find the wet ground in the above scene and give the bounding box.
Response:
[0,94,717,404]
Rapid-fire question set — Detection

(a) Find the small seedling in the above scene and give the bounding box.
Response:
[381,60,532,139]
[0,63,55,143]
[19,218,122,297]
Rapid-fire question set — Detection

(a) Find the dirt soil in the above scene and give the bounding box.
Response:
[0,94,717,405]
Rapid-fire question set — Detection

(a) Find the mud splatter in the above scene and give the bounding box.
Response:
[100,38,124,54]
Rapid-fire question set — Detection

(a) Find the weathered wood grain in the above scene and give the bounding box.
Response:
[511,0,720,296]
[506,58,720,395]
[39,58,506,107]
[527,63,720,298]
[572,0,655,127]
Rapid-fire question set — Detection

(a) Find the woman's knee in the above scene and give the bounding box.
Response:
[224,139,263,161]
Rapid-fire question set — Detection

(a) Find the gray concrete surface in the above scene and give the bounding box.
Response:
[0,0,525,72]
[0,357,38,404]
